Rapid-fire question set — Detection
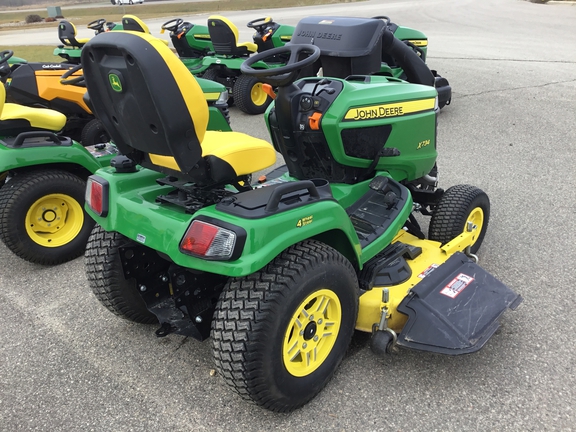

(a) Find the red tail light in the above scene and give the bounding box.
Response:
[180,220,237,259]
[85,176,109,217]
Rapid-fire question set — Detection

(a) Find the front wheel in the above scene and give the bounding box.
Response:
[85,225,157,323]
[232,74,272,115]
[80,118,110,146]
[211,240,359,412]
[428,184,490,254]
[0,170,95,265]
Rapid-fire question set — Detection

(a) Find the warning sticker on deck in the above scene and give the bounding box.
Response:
[418,263,439,279]
[440,273,475,299]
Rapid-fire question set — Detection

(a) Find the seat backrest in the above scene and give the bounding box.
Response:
[58,20,85,47]
[121,15,150,33]
[207,15,250,56]
[0,81,5,116]
[81,31,210,179]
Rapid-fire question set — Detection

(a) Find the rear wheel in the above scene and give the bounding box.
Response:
[428,184,490,254]
[85,224,157,323]
[232,74,272,115]
[211,240,358,412]
[80,118,110,146]
[0,170,94,265]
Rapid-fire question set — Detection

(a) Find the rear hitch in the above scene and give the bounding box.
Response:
[155,322,174,338]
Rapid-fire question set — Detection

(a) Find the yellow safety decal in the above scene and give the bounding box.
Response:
[296,215,313,227]
[344,98,435,121]
[194,34,211,40]
[407,39,428,47]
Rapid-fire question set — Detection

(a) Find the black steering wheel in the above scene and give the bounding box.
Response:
[372,16,391,27]
[0,50,14,78]
[162,18,184,33]
[88,18,107,33]
[240,44,320,87]
[60,64,85,87]
[247,17,273,34]
[0,49,14,66]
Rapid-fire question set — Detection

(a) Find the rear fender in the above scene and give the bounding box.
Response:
[88,167,363,277]
[0,140,112,174]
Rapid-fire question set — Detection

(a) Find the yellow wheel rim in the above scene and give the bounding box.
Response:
[467,207,484,246]
[283,289,342,377]
[25,193,84,248]
[250,82,268,106]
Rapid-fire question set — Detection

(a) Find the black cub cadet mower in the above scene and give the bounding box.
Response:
[81,17,520,413]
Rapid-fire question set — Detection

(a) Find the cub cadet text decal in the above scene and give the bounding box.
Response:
[344,98,435,121]
[439,273,474,299]
[296,215,313,227]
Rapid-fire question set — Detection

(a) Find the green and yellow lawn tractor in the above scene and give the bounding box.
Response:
[0,48,230,265]
[53,18,119,64]
[81,21,520,413]
[192,15,295,114]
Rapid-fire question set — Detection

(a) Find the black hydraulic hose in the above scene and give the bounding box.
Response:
[381,30,434,87]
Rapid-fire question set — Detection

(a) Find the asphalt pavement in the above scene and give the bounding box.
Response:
[1,0,576,430]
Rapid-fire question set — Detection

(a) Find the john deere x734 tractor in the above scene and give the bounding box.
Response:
[82,17,521,413]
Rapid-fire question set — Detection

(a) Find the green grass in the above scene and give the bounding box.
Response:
[10,45,56,62]
[0,0,362,28]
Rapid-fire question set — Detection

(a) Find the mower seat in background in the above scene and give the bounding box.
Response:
[207,15,257,57]
[58,20,90,48]
[121,15,169,46]
[0,82,66,135]
[81,31,275,186]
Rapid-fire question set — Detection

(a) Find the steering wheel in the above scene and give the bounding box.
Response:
[88,18,107,33]
[0,50,14,78]
[162,18,184,33]
[372,16,391,27]
[60,64,85,87]
[0,49,14,66]
[247,17,273,34]
[240,44,320,87]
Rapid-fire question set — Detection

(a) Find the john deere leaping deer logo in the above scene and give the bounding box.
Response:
[108,73,123,92]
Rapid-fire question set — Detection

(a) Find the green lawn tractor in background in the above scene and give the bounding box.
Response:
[53,18,120,64]
[290,15,451,109]
[373,15,451,108]
[0,49,231,265]
[160,17,213,73]
[81,22,520,413]
[194,15,295,114]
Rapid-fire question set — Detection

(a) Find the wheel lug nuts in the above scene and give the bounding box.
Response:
[309,315,314,321]
[317,319,322,324]
[302,343,307,349]
[313,336,318,342]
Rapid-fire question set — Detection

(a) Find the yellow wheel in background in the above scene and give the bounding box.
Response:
[0,170,95,265]
[25,193,84,247]
[233,74,273,114]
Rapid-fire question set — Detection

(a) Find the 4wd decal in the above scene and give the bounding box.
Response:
[440,273,474,299]
[296,215,313,227]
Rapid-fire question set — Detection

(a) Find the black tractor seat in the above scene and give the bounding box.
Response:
[80,31,275,187]
[207,15,257,57]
